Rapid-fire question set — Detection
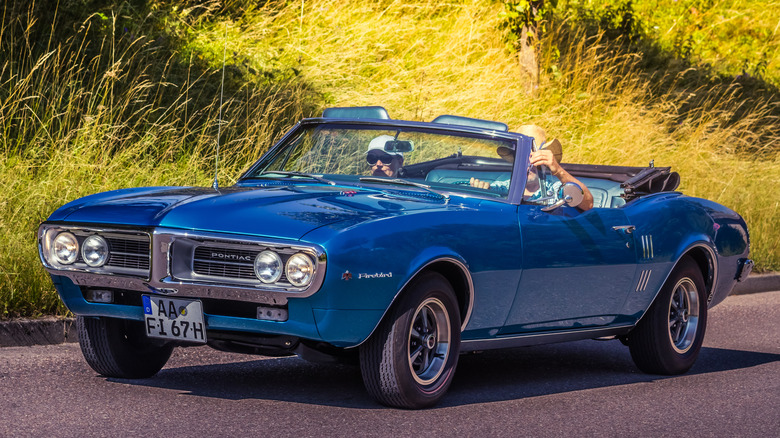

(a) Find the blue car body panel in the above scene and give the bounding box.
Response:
[39,116,750,351]
[504,205,638,333]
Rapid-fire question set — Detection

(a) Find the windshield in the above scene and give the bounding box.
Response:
[243,124,517,198]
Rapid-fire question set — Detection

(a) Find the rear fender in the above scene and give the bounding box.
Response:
[635,239,716,326]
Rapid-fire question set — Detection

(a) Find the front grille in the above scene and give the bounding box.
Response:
[187,244,301,286]
[193,246,258,280]
[163,234,323,293]
[107,237,148,255]
[105,236,150,271]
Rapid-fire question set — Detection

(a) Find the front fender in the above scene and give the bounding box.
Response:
[312,252,472,348]
[302,204,520,347]
[309,248,471,348]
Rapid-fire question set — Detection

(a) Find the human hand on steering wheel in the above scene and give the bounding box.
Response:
[469,177,490,190]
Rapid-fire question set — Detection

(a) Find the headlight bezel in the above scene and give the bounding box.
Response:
[38,224,151,278]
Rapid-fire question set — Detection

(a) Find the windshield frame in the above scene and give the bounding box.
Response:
[238,118,534,204]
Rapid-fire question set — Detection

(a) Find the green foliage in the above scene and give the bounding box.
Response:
[560,0,642,41]
[553,0,780,85]
[636,0,779,83]
[500,0,559,50]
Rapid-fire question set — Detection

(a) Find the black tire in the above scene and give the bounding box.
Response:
[77,316,173,379]
[359,272,461,409]
[628,257,708,374]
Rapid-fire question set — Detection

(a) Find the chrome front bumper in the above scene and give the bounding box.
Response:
[41,226,327,305]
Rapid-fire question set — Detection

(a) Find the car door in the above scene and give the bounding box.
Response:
[501,203,638,334]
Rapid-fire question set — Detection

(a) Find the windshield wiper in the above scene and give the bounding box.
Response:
[359,177,448,201]
[254,171,336,186]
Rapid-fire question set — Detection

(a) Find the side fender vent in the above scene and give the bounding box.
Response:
[640,235,654,260]
[636,269,652,292]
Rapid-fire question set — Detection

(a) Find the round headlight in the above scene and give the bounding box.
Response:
[52,232,79,265]
[81,235,109,267]
[254,250,282,283]
[286,253,314,287]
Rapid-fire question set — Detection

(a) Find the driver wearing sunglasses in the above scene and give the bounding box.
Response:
[366,135,404,177]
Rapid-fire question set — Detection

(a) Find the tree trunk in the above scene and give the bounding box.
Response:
[518,23,539,89]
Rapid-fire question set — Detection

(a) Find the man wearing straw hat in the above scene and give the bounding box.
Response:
[470,125,594,211]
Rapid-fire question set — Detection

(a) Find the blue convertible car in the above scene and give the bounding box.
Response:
[39,106,752,408]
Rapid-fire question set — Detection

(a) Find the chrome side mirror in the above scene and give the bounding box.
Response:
[541,182,584,212]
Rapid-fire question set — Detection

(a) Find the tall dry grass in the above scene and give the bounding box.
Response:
[1,0,777,317]
[0,3,315,317]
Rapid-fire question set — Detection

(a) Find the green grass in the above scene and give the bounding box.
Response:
[0,0,777,318]
[627,0,780,84]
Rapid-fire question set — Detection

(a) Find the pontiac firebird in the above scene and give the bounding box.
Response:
[39,107,752,408]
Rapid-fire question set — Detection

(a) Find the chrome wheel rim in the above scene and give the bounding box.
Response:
[668,278,699,354]
[408,298,451,385]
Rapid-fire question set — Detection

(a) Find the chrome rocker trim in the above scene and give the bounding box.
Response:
[460,325,635,352]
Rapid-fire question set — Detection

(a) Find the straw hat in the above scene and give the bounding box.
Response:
[517,124,562,163]
[497,125,563,163]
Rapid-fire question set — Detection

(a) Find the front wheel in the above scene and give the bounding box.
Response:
[628,257,708,374]
[77,316,173,378]
[360,272,461,409]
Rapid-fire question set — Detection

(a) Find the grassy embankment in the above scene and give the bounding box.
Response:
[1,0,778,318]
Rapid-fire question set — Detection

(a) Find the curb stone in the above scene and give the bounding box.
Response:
[0,316,76,347]
[732,272,780,295]
[1,273,778,348]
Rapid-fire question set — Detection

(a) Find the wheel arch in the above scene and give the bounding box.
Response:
[680,243,717,303]
[634,242,716,327]
[355,257,474,348]
[418,258,474,331]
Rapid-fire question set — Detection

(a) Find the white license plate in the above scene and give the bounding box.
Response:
[143,295,206,343]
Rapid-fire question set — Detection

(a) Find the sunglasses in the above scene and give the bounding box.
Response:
[366,151,396,165]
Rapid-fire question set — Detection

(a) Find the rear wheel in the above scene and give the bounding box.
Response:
[628,257,707,374]
[360,272,461,409]
[77,316,173,378]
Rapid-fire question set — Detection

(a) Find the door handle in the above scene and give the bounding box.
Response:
[612,225,635,234]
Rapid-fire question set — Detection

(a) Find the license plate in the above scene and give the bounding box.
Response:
[143,295,206,343]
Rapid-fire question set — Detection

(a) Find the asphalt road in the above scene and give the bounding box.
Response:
[1,292,778,437]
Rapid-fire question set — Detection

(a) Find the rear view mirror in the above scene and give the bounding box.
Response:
[384,140,414,153]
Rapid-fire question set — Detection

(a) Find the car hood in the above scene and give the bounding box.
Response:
[53,184,455,240]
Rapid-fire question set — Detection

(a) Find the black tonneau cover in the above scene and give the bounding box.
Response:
[562,163,680,201]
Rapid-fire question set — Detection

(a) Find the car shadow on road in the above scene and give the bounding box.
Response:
[443,341,779,407]
[109,340,779,409]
